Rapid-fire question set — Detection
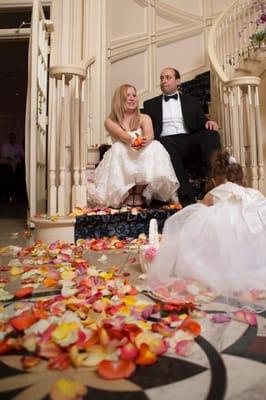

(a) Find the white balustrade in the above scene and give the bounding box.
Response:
[208,0,265,190]
[48,58,96,216]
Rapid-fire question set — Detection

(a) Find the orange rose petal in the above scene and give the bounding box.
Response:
[151,322,173,337]
[180,317,201,337]
[10,311,36,331]
[97,360,136,380]
[15,286,34,298]
[43,278,58,288]
[38,341,62,359]
[83,335,99,350]
[135,343,157,365]
[114,242,125,249]
[33,308,49,320]
[0,339,11,354]
[48,353,70,370]
[22,355,41,369]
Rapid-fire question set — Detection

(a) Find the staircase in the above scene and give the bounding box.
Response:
[208,0,266,191]
[180,71,211,114]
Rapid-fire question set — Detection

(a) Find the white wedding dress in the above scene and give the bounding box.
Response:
[146,182,266,296]
[87,129,179,208]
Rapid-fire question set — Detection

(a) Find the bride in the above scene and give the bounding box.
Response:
[87,84,179,208]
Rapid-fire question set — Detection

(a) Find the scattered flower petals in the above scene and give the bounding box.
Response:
[212,313,231,323]
[15,286,34,298]
[97,359,136,380]
[175,340,193,356]
[232,310,257,326]
[50,378,88,400]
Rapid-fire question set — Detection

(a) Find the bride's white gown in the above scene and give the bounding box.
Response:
[146,182,266,294]
[87,129,179,208]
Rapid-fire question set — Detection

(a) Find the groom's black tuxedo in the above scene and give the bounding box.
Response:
[143,93,207,139]
[142,93,221,203]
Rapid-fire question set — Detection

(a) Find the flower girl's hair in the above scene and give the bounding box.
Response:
[209,149,245,188]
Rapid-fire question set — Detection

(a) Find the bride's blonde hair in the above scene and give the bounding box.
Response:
[109,84,141,130]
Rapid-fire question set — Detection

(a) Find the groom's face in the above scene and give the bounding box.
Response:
[160,68,180,95]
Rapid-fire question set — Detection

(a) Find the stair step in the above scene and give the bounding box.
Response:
[235,67,252,73]
[245,58,262,63]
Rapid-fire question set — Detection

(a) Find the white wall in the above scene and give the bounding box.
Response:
[46,0,233,144]
[106,0,232,110]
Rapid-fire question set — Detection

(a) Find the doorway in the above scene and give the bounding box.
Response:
[0,39,28,215]
[0,5,50,217]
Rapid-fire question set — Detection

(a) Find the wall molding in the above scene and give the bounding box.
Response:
[156,27,205,48]
[108,45,148,64]
[155,0,204,23]
[109,32,149,49]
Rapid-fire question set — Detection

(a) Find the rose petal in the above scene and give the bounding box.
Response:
[120,342,139,360]
[15,287,34,298]
[50,378,87,400]
[233,310,257,326]
[175,340,193,356]
[212,313,231,324]
[97,360,136,380]
[135,343,157,365]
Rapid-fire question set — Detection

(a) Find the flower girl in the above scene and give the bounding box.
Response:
[145,150,266,300]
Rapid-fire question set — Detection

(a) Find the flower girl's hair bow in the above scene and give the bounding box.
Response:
[228,155,237,164]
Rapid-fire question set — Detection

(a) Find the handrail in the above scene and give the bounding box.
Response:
[207,1,265,191]
[49,57,96,80]
[83,56,96,70]
[208,0,265,83]
[207,0,239,83]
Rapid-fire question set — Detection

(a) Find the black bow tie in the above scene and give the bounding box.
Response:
[164,93,178,102]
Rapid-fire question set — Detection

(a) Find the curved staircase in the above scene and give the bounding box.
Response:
[208,0,266,191]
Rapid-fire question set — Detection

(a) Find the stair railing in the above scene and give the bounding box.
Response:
[48,57,95,216]
[208,0,265,190]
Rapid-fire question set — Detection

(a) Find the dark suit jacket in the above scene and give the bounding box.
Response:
[142,93,207,140]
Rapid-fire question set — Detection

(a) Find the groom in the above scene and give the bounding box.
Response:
[142,67,221,205]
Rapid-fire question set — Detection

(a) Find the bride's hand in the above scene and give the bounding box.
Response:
[141,136,148,146]
[131,135,144,150]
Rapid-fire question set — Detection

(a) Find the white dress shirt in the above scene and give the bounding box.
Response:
[160,93,188,136]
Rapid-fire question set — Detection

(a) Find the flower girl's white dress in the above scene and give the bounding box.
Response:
[146,182,266,295]
[87,129,179,208]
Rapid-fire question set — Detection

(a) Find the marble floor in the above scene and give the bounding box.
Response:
[0,200,265,400]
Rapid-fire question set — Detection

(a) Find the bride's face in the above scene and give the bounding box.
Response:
[125,87,138,111]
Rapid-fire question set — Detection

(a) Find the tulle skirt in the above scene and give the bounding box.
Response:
[87,140,179,208]
[146,200,266,297]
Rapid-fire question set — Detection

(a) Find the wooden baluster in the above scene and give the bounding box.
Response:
[232,12,238,67]
[72,75,81,209]
[247,84,258,188]
[224,18,230,74]
[79,79,88,207]
[254,86,264,190]
[231,87,237,159]
[237,86,245,168]
[58,74,67,216]
[48,77,57,215]
[223,86,231,150]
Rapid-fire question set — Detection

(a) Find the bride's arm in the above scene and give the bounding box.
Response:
[140,114,154,145]
[104,118,132,144]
